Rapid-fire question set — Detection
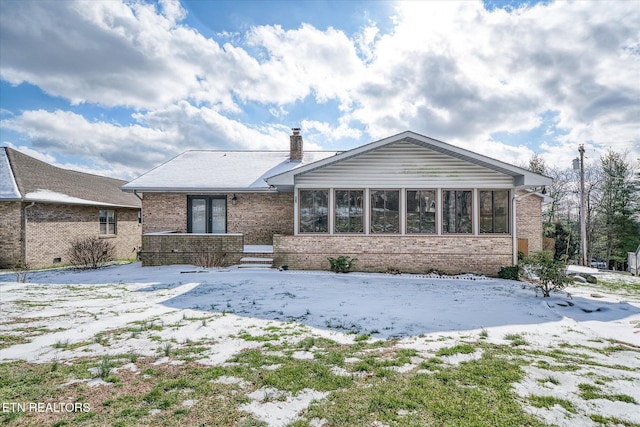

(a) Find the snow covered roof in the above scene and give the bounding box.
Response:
[1,147,140,208]
[122,150,339,193]
[0,148,21,200]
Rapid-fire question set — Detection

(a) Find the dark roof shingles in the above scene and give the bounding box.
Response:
[5,148,140,208]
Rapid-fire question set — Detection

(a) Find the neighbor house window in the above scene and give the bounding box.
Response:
[187,196,227,233]
[480,190,509,233]
[334,190,363,233]
[299,190,329,233]
[370,190,399,233]
[99,210,116,234]
[442,190,472,233]
[406,190,436,233]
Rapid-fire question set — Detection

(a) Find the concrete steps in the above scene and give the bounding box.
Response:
[239,246,274,268]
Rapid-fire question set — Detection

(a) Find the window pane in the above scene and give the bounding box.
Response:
[335,190,363,233]
[299,190,328,233]
[406,190,436,233]
[191,199,207,233]
[442,190,472,233]
[480,190,509,234]
[211,198,226,233]
[100,210,116,234]
[371,190,399,233]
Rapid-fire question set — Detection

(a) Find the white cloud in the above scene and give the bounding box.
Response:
[0,0,638,176]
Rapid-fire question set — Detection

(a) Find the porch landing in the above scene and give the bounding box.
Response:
[239,245,274,269]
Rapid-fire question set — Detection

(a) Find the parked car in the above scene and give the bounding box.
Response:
[590,260,606,270]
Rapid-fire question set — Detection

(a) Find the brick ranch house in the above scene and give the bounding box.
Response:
[123,130,551,275]
[0,147,141,269]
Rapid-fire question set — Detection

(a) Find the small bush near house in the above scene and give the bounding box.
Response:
[193,251,226,268]
[522,251,571,297]
[12,261,30,283]
[498,265,520,280]
[328,255,358,273]
[67,236,115,269]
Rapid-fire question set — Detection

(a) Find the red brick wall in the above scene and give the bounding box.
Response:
[0,202,23,268]
[24,204,141,268]
[142,192,293,245]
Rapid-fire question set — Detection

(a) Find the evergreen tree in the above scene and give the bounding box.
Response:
[596,150,640,269]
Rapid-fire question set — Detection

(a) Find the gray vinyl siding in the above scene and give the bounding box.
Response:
[295,141,514,188]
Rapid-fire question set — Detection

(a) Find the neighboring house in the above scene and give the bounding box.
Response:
[0,147,141,269]
[122,130,552,275]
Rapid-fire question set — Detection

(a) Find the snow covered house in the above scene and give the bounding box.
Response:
[123,130,551,275]
[0,147,141,269]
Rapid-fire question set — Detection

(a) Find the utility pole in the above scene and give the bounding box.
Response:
[579,145,587,266]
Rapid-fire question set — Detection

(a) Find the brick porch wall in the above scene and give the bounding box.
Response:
[516,193,543,253]
[142,192,293,245]
[273,234,513,275]
[24,204,141,269]
[0,202,23,268]
[141,232,243,266]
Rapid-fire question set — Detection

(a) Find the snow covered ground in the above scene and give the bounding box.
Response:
[1,263,639,426]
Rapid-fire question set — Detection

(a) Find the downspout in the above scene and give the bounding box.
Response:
[512,191,542,265]
[22,202,35,267]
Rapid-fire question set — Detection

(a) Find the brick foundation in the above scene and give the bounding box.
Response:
[141,232,243,266]
[273,234,513,275]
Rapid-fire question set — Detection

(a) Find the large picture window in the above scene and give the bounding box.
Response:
[442,190,472,233]
[370,190,399,233]
[99,210,116,235]
[299,190,329,233]
[334,190,363,233]
[406,190,436,233]
[187,196,226,233]
[480,190,509,233]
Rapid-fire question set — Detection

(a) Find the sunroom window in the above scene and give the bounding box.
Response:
[406,190,436,233]
[442,190,472,234]
[370,190,399,233]
[334,190,363,233]
[480,190,509,233]
[299,190,328,233]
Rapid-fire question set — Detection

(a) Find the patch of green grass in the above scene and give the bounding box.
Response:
[528,394,577,413]
[504,333,528,347]
[0,333,30,349]
[578,383,637,403]
[589,414,640,426]
[301,349,544,426]
[537,375,560,386]
[436,344,476,357]
[262,360,353,393]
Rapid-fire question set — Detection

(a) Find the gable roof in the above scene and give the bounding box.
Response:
[122,150,339,193]
[266,131,552,188]
[1,147,141,208]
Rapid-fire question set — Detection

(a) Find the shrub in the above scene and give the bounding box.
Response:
[522,251,571,297]
[67,236,115,269]
[194,251,226,268]
[498,265,520,280]
[328,255,357,273]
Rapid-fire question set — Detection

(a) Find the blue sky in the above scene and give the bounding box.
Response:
[1,0,638,180]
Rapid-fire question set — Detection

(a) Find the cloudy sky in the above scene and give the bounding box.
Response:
[1,0,638,180]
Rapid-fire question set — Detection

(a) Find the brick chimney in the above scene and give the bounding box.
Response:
[290,128,303,161]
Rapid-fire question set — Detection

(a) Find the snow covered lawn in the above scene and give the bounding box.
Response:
[1,263,639,426]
